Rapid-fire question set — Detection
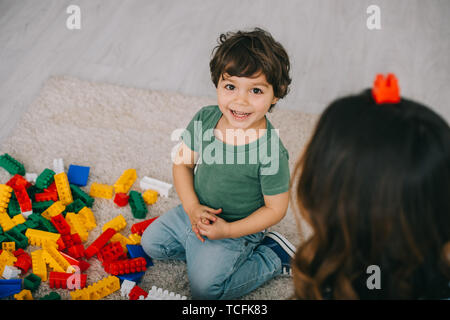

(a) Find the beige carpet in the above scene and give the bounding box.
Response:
[0,75,318,300]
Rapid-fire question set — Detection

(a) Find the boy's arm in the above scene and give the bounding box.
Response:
[172,141,200,214]
[226,191,289,238]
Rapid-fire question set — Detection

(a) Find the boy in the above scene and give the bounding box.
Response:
[141,28,296,299]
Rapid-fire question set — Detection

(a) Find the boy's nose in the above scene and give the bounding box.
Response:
[234,90,249,105]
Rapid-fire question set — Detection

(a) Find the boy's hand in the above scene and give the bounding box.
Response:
[186,203,222,242]
[197,215,230,240]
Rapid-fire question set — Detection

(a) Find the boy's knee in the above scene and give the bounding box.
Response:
[189,272,225,300]
[140,225,164,259]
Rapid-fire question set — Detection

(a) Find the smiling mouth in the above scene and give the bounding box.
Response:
[230,109,252,119]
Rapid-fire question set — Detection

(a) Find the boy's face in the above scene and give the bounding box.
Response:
[216,72,279,130]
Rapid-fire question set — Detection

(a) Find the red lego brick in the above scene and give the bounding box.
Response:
[14,185,32,212]
[97,241,126,264]
[61,233,82,249]
[78,259,90,272]
[113,193,129,207]
[13,250,32,273]
[49,271,87,290]
[6,174,31,190]
[56,237,66,251]
[130,216,159,235]
[84,228,116,259]
[128,285,148,300]
[35,190,58,202]
[44,182,57,193]
[67,244,85,259]
[104,257,147,275]
[51,214,71,235]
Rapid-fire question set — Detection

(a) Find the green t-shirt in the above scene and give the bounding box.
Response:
[181,105,290,222]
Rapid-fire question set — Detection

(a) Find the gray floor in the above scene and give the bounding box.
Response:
[1,0,449,145]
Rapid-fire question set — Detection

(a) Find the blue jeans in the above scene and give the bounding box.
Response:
[141,204,282,299]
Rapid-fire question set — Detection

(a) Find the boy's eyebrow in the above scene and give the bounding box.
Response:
[222,76,270,88]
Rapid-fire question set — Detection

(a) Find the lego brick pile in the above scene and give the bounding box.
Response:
[0,152,181,300]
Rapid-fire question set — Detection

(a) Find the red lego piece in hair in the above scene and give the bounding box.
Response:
[131,216,159,235]
[114,193,129,207]
[372,73,401,104]
[128,285,148,300]
[84,228,116,259]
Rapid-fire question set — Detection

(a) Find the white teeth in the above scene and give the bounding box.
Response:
[232,110,250,116]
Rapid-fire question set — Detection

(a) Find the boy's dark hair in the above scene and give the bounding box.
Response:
[210,28,291,112]
[291,89,450,299]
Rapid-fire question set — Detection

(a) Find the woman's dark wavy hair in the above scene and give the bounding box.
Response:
[290,89,450,299]
[209,28,291,112]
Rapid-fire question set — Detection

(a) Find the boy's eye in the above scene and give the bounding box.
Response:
[225,84,235,90]
[252,88,263,94]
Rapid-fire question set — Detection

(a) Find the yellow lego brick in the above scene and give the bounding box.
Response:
[14,289,33,300]
[31,250,47,281]
[109,233,131,253]
[0,212,16,232]
[102,214,127,233]
[128,233,141,245]
[0,184,13,212]
[25,228,61,247]
[65,212,89,242]
[0,250,17,276]
[2,241,15,252]
[89,182,114,199]
[11,214,26,226]
[54,172,73,205]
[114,169,137,194]
[42,244,74,273]
[0,250,17,265]
[143,189,158,205]
[78,206,96,231]
[41,201,66,220]
[70,276,120,300]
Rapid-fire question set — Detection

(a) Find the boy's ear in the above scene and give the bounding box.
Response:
[271,97,279,105]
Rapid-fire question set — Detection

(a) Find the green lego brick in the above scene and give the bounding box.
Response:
[35,168,55,189]
[5,227,28,249]
[129,190,148,219]
[0,153,25,175]
[39,292,61,300]
[24,273,42,291]
[65,199,86,214]
[32,200,55,214]
[26,185,43,202]
[70,184,94,208]
[6,192,21,218]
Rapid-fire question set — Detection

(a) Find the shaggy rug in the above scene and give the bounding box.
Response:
[0,75,318,300]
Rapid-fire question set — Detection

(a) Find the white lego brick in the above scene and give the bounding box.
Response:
[53,158,64,174]
[120,279,136,297]
[21,210,33,219]
[25,173,37,184]
[140,176,172,198]
[2,265,21,279]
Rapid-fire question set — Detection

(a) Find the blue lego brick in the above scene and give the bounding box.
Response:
[117,271,146,284]
[67,164,90,186]
[126,244,153,266]
[0,279,22,299]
